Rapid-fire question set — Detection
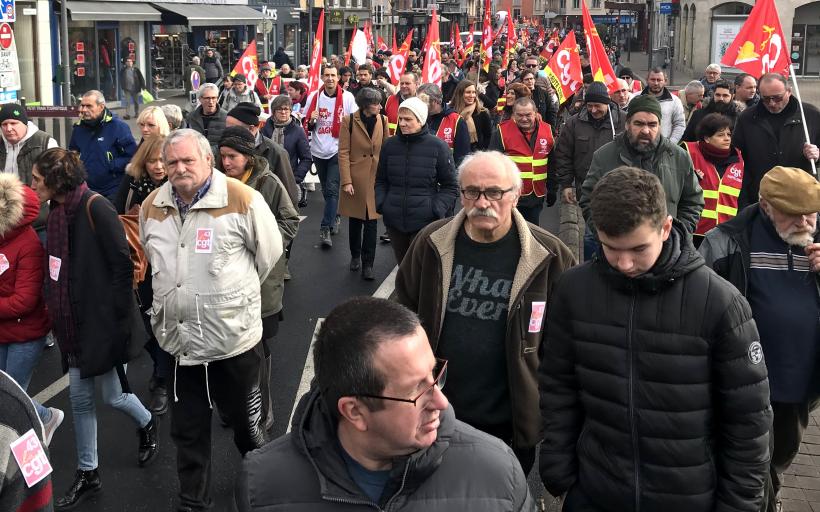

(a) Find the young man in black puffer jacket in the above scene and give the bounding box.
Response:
[539,166,772,512]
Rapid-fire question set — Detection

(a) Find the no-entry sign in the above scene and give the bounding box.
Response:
[0,23,12,50]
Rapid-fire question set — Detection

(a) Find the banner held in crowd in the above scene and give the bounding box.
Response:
[306,10,325,98]
[230,40,258,89]
[421,9,442,86]
[582,0,619,92]
[545,31,583,106]
[389,30,414,85]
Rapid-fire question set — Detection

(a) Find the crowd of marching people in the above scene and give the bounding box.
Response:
[0,14,819,512]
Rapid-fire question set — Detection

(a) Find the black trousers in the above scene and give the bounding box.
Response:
[386,227,420,266]
[764,398,820,511]
[170,342,267,510]
[349,218,378,265]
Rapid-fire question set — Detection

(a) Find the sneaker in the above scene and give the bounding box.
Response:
[362,265,375,281]
[305,182,316,192]
[46,331,56,347]
[123,114,131,120]
[43,407,64,446]
[319,228,332,248]
[331,215,341,235]
[350,257,361,271]
[380,233,391,244]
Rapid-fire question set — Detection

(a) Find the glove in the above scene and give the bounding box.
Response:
[546,189,557,208]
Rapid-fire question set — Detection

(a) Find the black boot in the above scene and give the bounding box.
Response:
[148,377,169,416]
[55,469,101,510]
[137,414,159,467]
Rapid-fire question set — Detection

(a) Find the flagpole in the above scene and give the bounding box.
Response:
[790,64,818,176]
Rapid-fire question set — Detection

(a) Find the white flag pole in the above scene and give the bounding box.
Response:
[789,63,817,176]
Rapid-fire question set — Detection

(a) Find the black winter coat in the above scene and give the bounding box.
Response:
[261,116,313,183]
[539,222,771,512]
[680,99,743,143]
[375,127,458,234]
[732,97,820,208]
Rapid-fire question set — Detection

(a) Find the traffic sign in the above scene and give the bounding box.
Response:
[0,23,12,50]
[659,3,673,14]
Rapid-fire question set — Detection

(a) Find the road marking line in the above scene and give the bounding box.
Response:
[33,374,68,404]
[287,265,398,432]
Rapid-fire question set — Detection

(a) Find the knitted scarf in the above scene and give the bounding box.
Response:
[271,117,291,147]
[460,102,478,144]
[304,86,344,138]
[698,140,732,164]
[46,183,89,358]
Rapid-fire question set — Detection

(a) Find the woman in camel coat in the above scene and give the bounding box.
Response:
[339,87,389,281]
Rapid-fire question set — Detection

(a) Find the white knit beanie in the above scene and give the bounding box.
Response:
[399,97,428,125]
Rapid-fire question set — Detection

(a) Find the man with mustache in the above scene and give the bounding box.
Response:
[700,165,820,512]
[237,297,535,511]
[580,94,704,234]
[395,150,575,475]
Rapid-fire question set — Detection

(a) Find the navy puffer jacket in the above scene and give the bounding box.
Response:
[374,127,458,234]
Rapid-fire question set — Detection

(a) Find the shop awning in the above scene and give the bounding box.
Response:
[66,1,162,21]
[152,3,262,26]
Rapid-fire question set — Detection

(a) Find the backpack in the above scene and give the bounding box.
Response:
[86,193,147,289]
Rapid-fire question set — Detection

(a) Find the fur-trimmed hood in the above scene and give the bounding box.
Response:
[0,173,39,240]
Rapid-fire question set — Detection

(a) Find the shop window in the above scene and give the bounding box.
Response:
[284,25,297,59]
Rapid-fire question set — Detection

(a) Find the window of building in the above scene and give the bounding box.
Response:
[572,0,580,8]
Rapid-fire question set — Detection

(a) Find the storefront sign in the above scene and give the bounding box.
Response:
[0,89,16,103]
[0,22,20,91]
[25,106,80,117]
[711,17,746,73]
[0,0,14,23]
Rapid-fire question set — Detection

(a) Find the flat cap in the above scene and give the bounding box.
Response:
[760,166,820,215]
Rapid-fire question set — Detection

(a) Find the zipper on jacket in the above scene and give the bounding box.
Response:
[788,246,794,271]
[627,290,641,512]
[322,461,410,511]
[383,460,411,511]
[402,141,410,231]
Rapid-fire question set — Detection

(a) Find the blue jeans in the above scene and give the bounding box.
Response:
[123,90,140,116]
[584,225,599,262]
[314,155,340,229]
[0,338,50,421]
[69,366,151,470]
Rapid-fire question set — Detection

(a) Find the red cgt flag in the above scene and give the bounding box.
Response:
[306,10,325,98]
[544,31,583,106]
[389,30,414,85]
[377,35,388,53]
[480,0,492,72]
[422,9,442,86]
[581,0,619,93]
[502,14,517,69]
[230,40,258,89]
[720,0,789,76]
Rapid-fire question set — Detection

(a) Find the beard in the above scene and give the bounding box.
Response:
[779,228,816,248]
[627,130,660,154]
[710,100,732,113]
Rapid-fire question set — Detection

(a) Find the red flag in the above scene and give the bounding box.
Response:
[453,21,463,52]
[544,32,583,105]
[480,0,492,72]
[377,35,388,53]
[306,10,325,98]
[389,30,414,85]
[391,31,398,54]
[363,20,374,54]
[464,23,475,55]
[582,0,619,93]
[345,27,358,66]
[422,9,442,86]
[537,25,545,47]
[502,15,517,69]
[230,40,258,89]
[720,0,789,76]
[540,29,561,61]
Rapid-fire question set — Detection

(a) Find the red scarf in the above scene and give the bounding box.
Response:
[697,140,731,163]
[304,86,344,138]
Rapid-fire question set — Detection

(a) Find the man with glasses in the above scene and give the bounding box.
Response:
[187,83,228,146]
[700,63,722,99]
[237,296,535,511]
[732,72,820,209]
[580,95,704,234]
[521,59,557,127]
[396,150,575,476]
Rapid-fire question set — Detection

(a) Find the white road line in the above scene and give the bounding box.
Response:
[33,374,69,404]
[286,265,398,432]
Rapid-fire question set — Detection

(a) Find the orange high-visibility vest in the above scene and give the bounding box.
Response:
[385,94,401,135]
[436,112,460,149]
[684,141,744,236]
[256,76,282,112]
[498,119,554,197]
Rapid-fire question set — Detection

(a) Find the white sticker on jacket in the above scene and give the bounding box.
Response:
[0,254,9,275]
[10,429,52,488]
[528,301,547,333]
[48,256,61,281]
[195,228,214,254]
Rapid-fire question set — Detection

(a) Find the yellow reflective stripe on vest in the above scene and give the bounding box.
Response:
[701,210,718,219]
[388,122,397,130]
[718,183,741,197]
[532,158,548,166]
[532,173,547,181]
[519,171,535,178]
[716,204,738,216]
[509,155,532,164]
[702,190,719,199]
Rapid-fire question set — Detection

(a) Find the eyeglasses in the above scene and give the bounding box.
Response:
[761,94,785,104]
[358,359,448,406]
[525,63,538,68]
[461,187,515,201]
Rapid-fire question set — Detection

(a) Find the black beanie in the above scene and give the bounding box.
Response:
[218,126,256,156]
[0,103,27,125]
[227,102,261,126]
[584,82,610,105]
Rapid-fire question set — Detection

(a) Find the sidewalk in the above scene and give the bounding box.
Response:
[616,54,820,107]
[779,413,820,511]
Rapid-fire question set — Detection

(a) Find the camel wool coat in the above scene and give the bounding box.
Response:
[338,111,389,220]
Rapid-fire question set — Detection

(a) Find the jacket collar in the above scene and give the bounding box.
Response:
[641,87,672,102]
[152,167,228,211]
[614,132,673,166]
[292,388,454,506]
[428,208,554,312]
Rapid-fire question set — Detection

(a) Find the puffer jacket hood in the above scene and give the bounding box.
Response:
[596,220,705,293]
[0,174,39,241]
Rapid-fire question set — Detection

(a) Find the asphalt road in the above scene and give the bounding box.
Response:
[26,187,561,511]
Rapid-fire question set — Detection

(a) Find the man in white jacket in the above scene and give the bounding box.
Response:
[139,129,282,512]
[0,103,58,185]
[632,68,686,143]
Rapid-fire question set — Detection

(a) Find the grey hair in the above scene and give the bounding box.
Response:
[162,129,212,163]
[417,83,443,104]
[192,56,200,65]
[458,151,523,193]
[705,63,722,73]
[759,72,790,89]
[684,80,705,93]
[197,83,219,99]
[82,90,106,105]
[355,87,383,110]
[161,104,184,130]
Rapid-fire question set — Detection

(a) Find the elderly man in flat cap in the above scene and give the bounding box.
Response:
[700,165,820,512]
